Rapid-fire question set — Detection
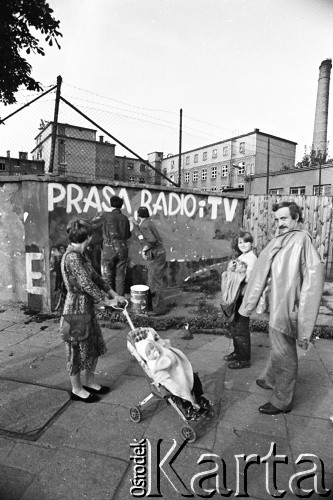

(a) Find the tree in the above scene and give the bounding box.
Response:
[0,0,62,105]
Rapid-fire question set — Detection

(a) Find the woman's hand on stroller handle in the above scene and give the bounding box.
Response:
[100,297,128,310]
[105,297,128,310]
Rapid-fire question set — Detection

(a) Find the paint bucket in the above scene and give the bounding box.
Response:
[130,284,149,314]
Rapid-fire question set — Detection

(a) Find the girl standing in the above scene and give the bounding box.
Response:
[224,231,257,369]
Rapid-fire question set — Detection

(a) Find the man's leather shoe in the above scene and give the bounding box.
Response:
[83,385,110,395]
[181,333,193,340]
[147,309,168,317]
[70,392,100,403]
[224,352,238,361]
[259,402,291,415]
[228,360,250,369]
[256,378,273,390]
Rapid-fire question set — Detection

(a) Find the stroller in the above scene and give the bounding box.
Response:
[115,301,213,443]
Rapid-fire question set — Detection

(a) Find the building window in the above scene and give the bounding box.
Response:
[193,171,198,182]
[194,154,198,163]
[237,183,245,189]
[211,187,217,191]
[139,177,145,183]
[184,172,190,183]
[313,184,331,195]
[203,152,207,161]
[58,140,66,164]
[212,149,217,158]
[238,162,245,175]
[140,164,146,172]
[128,176,135,182]
[221,165,228,177]
[171,160,174,169]
[0,163,5,171]
[269,188,284,195]
[211,166,217,178]
[246,163,254,176]
[223,146,228,156]
[239,142,245,154]
[201,169,207,180]
[186,156,190,165]
[114,173,119,180]
[127,163,134,170]
[290,186,305,195]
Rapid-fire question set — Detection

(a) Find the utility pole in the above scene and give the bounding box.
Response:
[49,75,62,173]
[266,137,270,194]
[178,108,182,188]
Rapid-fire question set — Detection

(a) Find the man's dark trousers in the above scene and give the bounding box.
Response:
[101,241,128,296]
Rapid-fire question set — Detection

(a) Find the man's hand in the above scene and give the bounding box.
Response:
[297,338,309,350]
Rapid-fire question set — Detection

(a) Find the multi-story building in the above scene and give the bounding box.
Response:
[161,129,297,194]
[0,151,44,176]
[30,121,161,184]
[113,152,162,185]
[249,162,333,196]
[31,122,116,180]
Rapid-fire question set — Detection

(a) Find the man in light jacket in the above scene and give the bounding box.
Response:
[239,201,325,415]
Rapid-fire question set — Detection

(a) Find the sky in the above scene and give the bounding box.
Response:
[1,0,333,162]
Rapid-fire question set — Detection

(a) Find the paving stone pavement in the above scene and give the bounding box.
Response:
[0,304,332,499]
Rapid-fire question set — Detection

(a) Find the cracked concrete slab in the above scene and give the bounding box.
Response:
[0,380,70,440]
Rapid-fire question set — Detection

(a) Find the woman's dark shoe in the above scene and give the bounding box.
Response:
[223,352,238,362]
[82,385,110,395]
[70,392,100,403]
[228,360,250,369]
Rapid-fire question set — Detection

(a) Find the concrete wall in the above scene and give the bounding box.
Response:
[0,182,26,303]
[0,177,245,311]
[0,180,50,309]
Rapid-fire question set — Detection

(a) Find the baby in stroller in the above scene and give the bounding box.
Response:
[135,329,212,420]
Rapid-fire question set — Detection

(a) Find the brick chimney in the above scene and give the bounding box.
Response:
[312,59,332,158]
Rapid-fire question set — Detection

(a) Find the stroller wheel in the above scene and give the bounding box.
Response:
[181,425,197,443]
[129,406,142,423]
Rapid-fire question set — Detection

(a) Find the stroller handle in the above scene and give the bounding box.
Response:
[111,298,129,311]
[100,299,135,331]
[99,299,129,311]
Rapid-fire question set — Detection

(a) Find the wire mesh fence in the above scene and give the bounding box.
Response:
[0,77,236,184]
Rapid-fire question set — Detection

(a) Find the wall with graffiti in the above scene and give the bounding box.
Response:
[0,182,26,304]
[0,179,50,310]
[1,177,245,311]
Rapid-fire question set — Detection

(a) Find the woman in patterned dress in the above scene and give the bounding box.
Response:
[61,219,124,403]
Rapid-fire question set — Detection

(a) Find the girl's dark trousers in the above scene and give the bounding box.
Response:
[231,294,251,362]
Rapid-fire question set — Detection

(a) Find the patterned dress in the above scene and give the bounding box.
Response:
[61,245,111,375]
